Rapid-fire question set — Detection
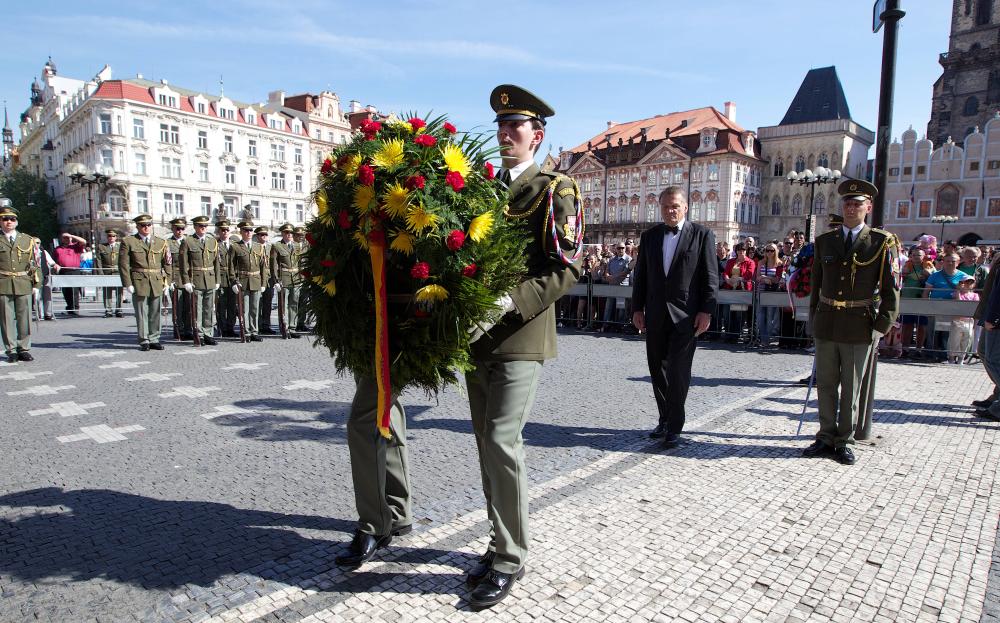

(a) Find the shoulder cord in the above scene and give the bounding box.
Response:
[849,233,894,290]
[544,178,586,266]
[505,177,557,221]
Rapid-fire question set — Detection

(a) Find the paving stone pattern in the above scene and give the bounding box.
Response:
[1,315,998,622]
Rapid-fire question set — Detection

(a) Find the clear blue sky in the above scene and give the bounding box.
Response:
[2,0,951,159]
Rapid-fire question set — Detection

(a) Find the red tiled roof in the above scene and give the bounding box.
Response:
[568,106,745,154]
[92,81,155,104]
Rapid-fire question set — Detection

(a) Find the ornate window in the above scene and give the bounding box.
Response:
[814,194,825,215]
[646,201,657,222]
[791,195,802,215]
[964,96,979,117]
[708,163,719,181]
[794,156,805,173]
[896,200,910,219]
[773,159,784,177]
[817,153,829,168]
[771,197,781,215]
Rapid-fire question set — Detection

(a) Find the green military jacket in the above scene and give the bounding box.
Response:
[167,236,185,285]
[229,239,269,291]
[0,232,39,295]
[95,242,121,275]
[178,234,222,290]
[471,163,584,361]
[809,225,900,344]
[270,240,303,287]
[216,236,237,288]
[119,234,170,297]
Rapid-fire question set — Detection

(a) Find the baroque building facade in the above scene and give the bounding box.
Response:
[15,60,376,239]
[757,67,874,242]
[929,0,1000,147]
[555,104,764,246]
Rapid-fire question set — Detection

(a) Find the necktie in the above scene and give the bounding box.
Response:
[845,230,853,252]
[498,169,512,187]
[665,225,679,235]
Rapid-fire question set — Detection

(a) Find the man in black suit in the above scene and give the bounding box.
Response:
[632,186,719,448]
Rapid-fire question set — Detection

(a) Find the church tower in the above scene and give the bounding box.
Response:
[928,0,1000,146]
[2,103,12,168]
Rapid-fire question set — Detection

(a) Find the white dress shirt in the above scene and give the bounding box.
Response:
[842,223,864,240]
[505,160,535,184]
[662,219,686,278]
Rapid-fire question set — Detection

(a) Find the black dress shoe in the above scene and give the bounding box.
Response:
[802,440,832,457]
[6,353,17,363]
[972,398,994,408]
[468,568,524,609]
[661,432,681,449]
[288,332,301,339]
[648,423,666,439]
[834,446,856,465]
[202,337,218,346]
[139,344,150,352]
[260,328,276,335]
[149,343,164,350]
[798,375,813,385]
[466,551,496,587]
[17,352,33,362]
[975,408,1000,421]
[250,335,263,342]
[335,531,392,568]
[115,312,123,318]
[104,312,112,318]
[391,524,412,537]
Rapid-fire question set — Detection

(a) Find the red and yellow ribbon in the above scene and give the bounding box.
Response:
[368,227,393,439]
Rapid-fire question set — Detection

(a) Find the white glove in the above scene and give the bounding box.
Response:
[128,286,135,294]
[872,329,884,341]
[183,283,194,293]
[274,283,282,293]
[214,284,220,291]
[168,282,175,292]
[32,288,39,297]
[468,294,517,344]
[232,283,241,293]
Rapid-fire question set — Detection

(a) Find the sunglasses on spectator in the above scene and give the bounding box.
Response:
[1,216,16,221]
[765,249,776,253]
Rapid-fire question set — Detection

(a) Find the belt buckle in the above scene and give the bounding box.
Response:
[831,300,847,309]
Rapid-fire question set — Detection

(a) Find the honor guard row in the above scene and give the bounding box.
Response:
[118,212,310,350]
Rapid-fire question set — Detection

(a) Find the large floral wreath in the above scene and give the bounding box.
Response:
[303,114,527,434]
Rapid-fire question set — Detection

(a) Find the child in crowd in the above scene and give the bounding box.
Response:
[949,274,979,364]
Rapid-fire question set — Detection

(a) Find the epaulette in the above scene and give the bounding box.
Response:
[870,227,893,238]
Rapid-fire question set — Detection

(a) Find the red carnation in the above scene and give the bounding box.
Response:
[321,158,333,175]
[484,162,495,179]
[408,117,426,131]
[410,261,430,280]
[446,229,466,251]
[413,134,437,147]
[320,259,336,268]
[404,175,426,190]
[445,170,465,192]
[461,263,478,277]
[337,209,352,229]
[443,122,457,134]
[358,164,375,186]
[336,154,350,169]
[360,119,381,140]
[305,233,316,245]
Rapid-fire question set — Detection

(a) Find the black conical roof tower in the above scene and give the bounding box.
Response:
[780,66,852,125]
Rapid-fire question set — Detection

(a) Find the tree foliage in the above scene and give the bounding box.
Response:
[0,169,59,246]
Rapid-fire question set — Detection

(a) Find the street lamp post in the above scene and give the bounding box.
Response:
[65,163,113,247]
[931,214,959,244]
[786,167,841,240]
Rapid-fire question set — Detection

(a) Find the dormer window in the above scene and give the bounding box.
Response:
[269,117,282,130]
[197,102,206,114]
[702,134,712,147]
[246,111,256,125]
[292,121,301,133]
[158,94,178,108]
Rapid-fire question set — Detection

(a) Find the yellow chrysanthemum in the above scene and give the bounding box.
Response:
[415,284,449,303]
[382,182,411,219]
[405,204,439,233]
[389,230,415,256]
[441,143,470,177]
[353,185,375,214]
[312,275,337,297]
[315,189,329,215]
[372,139,405,169]
[352,230,370,250]
[341,154,362,177]
[467,212,494,243]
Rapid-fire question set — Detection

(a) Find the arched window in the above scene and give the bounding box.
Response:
[964,96,979,116]
[106,189,125,212]
[794,156,805,173]
[690,198,703,221]
[817,153,829,168]
[771,197,781,215]
[706,191,718,221]
[792,195,803,215]
[645,201,657,223]
[976,0,992,25]
[618,205,626,222]
[814,194,825,215]
[773,159,784,177]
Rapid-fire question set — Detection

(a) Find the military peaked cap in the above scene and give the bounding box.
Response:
[133,214,154,225]
[293,226,306,234]
[838,179,878,202]
[254,226,269,235]
[191,215,211,226]
[238,220,255,231]
[491,84,555,126]
[169,217,188,228]
[279,223,294,233]
[215,219,232,228]
[0,204,16,218]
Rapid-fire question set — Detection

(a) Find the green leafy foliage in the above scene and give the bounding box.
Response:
[0,169,60,245]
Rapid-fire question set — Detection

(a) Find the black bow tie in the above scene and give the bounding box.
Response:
[665,225,679,235]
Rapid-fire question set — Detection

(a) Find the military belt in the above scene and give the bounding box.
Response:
[819,295,872,309]
[0,270,28,277]
[280,267,299,273]
[192,267,215,271]
[238,270,259,276]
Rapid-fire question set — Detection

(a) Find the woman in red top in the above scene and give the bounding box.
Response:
[721,243,756,342]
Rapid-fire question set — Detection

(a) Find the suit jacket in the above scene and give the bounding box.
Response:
[178,235,221,290]
[471,162,583,361]
[809,225,900,343]
[631,221,719,333]
[119,234,170,297]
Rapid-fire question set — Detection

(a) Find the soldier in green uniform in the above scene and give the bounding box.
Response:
[258,227,276,335]
[464,85,584,607]
[214,219,238,338]
[229,221,268,342]
[293,226,311,332]
[178,215,221,346]
[0,205,40,363]
[803,179,900,465]
[96,228,123,318]
[167,217,191,339]
[270,223,301,338]
[119,214,171,351]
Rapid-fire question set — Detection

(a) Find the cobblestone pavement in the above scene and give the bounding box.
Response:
[1,314,998,622]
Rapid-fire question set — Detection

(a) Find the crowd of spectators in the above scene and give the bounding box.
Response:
[558,230,995,363]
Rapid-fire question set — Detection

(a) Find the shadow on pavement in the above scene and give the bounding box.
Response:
[409,415,635,451]
[627,375,797,389]
[0,487,354,590]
